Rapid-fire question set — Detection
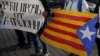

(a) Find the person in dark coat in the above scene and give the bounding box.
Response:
[94,1,100,56]
[15,0,51,50]
[30,0,51,56]
[0,4,4,24]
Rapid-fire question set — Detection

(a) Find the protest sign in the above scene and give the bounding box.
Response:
[0,0,45,34]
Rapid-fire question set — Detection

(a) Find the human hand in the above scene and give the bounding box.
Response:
[42,11,48,17]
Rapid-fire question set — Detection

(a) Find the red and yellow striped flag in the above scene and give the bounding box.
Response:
[40,9,97,56]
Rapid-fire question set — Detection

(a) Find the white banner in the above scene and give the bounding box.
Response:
[0,0,45,34]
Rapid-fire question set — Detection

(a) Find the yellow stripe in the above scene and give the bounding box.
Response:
[44,28,82,45]
[48,23,76,34]
[52,9,97,18]
[40,35,87,56]
[52,17,86,26]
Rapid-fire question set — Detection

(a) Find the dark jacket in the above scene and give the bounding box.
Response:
[37,0,51,35]
[94,1,100,29]
[94,0,100,13]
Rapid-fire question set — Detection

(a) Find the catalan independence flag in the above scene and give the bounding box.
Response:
[40,9,98,56]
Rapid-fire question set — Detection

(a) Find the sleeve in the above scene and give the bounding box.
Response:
[63,0,70,9]
[82,0,90,12]
[60,0,67,9]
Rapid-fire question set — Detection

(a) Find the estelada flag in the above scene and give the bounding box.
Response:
[40,9,98,56]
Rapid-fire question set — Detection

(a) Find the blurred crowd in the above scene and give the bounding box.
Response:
[0,0,99,56]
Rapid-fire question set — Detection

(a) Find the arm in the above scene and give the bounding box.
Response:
[82,0,90,12]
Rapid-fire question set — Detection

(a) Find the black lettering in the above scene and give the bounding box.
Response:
[33,21,36,29]
[2,1,43,14]
[2,1,18,11]
[20,3,28,13]
[14,13,17,18]
[3,17,7,25]
[2,1,9,10]
[10,2,18,11]
[20,3,23,12]
[10,18,16,26]
[14,2,18,11]
[37,21,40,30]
[22,20,27,27]
[28,4,34,13]
[2,16,9,25]
[19,13,24,19]
[35,5,39,14]
[27,20,31,28]
[16,19,23,27]
[9,2,12,11]
[14,13,24,19]
[10,18,14,25]
[23,3,27,12]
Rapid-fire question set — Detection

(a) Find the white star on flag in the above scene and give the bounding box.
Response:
[80,26,95,41]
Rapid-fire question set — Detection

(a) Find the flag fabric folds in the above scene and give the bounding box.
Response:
[40,9,98,56]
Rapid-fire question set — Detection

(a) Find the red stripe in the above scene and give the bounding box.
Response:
[47,25,78,39]
[52,20,81,29]
[43,32,86,51]
[54,13,91,22]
